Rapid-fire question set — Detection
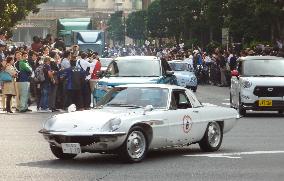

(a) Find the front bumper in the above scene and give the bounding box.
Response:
[243,100,284,111]
[39,129,127,152]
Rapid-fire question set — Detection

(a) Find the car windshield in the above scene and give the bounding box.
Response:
[107,59,161,77]
[169,62,192,71]
[242,59,284,77]
[100,58,113,67]
[97,87,169,109]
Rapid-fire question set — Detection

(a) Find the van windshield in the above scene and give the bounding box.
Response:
[242,59,284,77]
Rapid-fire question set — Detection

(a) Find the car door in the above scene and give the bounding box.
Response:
[166,89,201,145]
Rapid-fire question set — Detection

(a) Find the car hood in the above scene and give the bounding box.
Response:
[44,107,145,132]
[98,77,160,86]
[241,77,284,86]
[174,71,195,78]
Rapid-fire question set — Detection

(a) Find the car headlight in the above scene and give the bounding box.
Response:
[101,118,122,132]
[190,77,197,82]
[242,80,252,88]
[43,116,57,130]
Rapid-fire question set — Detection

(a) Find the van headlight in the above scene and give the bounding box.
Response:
[101,118,122,132]
[242,80,252,88]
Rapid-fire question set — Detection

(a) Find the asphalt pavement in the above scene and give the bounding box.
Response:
[1,85,284,181]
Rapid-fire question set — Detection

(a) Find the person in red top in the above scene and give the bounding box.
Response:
[91,52,101,80]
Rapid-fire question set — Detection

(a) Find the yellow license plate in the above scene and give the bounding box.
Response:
[259,100,272,107]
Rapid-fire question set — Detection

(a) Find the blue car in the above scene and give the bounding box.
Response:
[168,60,198,92]
[94,56,177,103]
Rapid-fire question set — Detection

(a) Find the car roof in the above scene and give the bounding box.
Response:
[168,60,186,63]
[115,56,159,61]
[240,56,284,61]
[116,84,187,90]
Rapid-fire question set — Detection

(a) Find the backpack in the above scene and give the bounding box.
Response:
[34,64,45,83]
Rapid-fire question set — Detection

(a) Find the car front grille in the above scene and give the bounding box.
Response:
[51,136,99,146]
[253,86,284,97]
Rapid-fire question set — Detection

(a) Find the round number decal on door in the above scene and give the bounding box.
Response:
[183,115,192,133]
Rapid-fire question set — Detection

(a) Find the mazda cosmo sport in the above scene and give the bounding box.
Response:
[40,84,239,163]
[230,56,284,116]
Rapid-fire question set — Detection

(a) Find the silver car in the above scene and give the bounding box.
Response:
[168,60,198,92]
[40,84,238,163]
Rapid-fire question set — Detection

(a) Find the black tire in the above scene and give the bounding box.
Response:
[229,93,233,108]
[50,145,77,160]
[193,87,197,92]
[199,122,223,152]
[119,126,148,163]
[238,96,246,116]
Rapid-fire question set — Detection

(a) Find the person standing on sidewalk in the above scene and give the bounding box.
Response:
[76,52,96,109]
[2,56,17,113]
[17,51,33,112]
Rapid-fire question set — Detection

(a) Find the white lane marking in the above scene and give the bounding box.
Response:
[222,103,231,106]
[184,150,284,159]
[225,99,230,101]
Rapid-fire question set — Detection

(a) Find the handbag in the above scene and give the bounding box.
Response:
[0,71,13,82]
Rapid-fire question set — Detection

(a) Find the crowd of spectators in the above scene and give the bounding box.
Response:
[0,34,101,113]
[1,33,284,114]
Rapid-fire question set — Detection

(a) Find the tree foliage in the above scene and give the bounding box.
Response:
[110,0,284,47]
[126,10,147,41]
[0,0,48,37]
[147,0,167,39]
[107,11,125,45]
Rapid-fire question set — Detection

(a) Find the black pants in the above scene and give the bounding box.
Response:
[81,80,91,109]
[67,89,83,110]
[5,94,13,112]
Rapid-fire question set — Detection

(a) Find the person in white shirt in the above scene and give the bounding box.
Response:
[76,52,96,109]
[61,51,71,69]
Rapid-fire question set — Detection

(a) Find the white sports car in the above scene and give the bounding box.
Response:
[39,84,239,163]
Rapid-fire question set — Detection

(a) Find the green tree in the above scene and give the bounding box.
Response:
[126,10,147,44]
[107,11,125,45]
[0,0,48,37]
[226,0,257,44]
[147,0,167,41]
[160,0,187,44]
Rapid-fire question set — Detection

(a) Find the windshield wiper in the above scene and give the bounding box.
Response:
[106,103,143,108]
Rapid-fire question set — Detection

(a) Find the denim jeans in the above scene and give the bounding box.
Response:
[18,82,30,111]
[40,82,50,110]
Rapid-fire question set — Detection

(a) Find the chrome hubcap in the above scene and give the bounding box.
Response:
[208,122,221,148]
[127,131,146,159]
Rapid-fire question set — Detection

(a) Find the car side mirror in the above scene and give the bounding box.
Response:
[143,105,154,115]
[166,70,174,76]
[231,70,239,77]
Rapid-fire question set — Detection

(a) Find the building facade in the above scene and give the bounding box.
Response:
[13,0,155,44]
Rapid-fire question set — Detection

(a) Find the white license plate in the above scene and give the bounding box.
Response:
[61,143,81,154]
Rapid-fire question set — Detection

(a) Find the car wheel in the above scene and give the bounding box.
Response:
[193,87,197,92]
[50,145,77,160]
[119,126,148,163]
[199,122,223,152]
[238,96,246,116]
